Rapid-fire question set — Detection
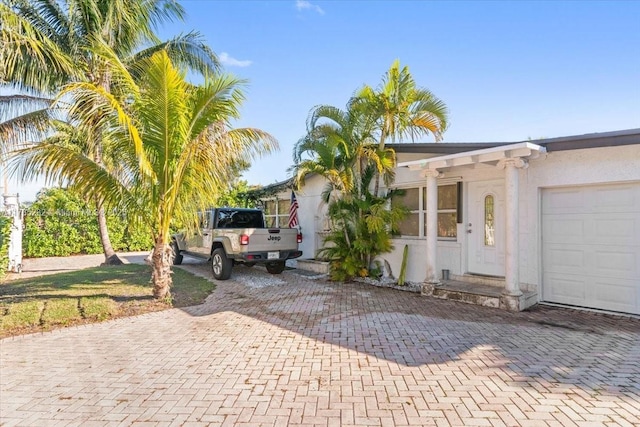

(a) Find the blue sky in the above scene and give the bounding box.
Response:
[14,0,640,200]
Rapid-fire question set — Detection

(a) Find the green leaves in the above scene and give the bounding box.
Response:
[21,187,152,257]
[293,61,446,281]
[355,59,449,145]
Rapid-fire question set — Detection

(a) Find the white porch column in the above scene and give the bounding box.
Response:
[423,169,442,290]
[498,158,527,299]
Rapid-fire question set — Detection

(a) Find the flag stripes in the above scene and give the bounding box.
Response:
[288,191,299,228]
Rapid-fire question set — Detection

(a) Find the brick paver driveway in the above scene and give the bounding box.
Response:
[1,260,639,426]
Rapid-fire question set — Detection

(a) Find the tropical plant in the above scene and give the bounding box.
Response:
[293,62,446,280]
[0,94,53,160]
[22,187,153,257]
[292,104,404,279]
[355,59,449,195]
[0,0,219,264]
[397,244,409,286]
[318,168,407,281]
[292,103,394,203]
[14,50,276,299]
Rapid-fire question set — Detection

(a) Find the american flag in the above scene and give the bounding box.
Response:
[288,191,299,228]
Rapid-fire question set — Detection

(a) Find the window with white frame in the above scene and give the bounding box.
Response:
[263,197,291,227]
[391,183,461,239]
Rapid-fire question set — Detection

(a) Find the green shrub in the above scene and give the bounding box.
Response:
[0,215,12,279]
[319,184,407,282]
[23,188,153,257]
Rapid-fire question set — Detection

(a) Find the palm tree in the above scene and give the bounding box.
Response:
[355,60,449,195]
[0,0,218,264]
[318,165,407,281]
[12,50,276,298]
[292,62,445,279]
[291,100,404,279]
[12,50,276,297]
[0,93,52,159]
[292,103,395,202]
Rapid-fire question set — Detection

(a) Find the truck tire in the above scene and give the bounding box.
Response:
[172,241,183,265]
[211,248,232,280]
[266,261,286,274]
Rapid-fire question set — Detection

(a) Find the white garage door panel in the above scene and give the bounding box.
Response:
[594,216,639,245]
[542,217,585,244]
[592,279,638,313]
[593,186,638,212]
[543,273,586,303]
[544,273,639,313]
[545,245,639,278]
[542,189,585,214]
[594,250,638,276]
[542,183,640,315]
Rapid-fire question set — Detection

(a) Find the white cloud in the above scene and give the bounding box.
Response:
[219,52,252,68]
[295,0,325,15]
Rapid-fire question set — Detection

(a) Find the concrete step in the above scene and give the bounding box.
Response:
[433,284,500,308]
[451,273,506,288]
[432,280,538,311]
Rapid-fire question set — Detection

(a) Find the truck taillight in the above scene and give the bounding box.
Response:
[297,233,303,243]
[240,234,249,245]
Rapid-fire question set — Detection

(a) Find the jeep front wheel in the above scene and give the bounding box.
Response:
[211,248,232,280]
[266,261,286,274]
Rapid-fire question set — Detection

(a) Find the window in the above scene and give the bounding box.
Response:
[437,185,458,238]
[198,210,212,229]
[216,209,265,229]
[391,183,461,239]
[264,200,277,227]
[263,197,291,227]
[484,195,495,246]
[391,188,420,236]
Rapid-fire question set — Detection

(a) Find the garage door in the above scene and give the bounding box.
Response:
[542,182,640,315]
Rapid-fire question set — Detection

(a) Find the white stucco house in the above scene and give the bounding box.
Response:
[258,129,640,315]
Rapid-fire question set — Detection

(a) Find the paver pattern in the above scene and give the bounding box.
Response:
[1,258,639,426]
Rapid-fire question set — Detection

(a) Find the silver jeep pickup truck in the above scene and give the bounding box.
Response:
[172,208,302,280]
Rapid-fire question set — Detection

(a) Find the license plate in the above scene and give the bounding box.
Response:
[268,251,279,260]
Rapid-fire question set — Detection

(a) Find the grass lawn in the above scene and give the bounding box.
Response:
[0,264,215,338]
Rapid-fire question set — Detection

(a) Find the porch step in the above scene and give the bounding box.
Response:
[433,281,501,308]
[432,280,538,310]
[451,273,505,288]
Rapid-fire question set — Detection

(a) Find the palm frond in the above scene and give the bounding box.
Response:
[7,142,130,208]
[0,3,76,91]
[126,31,219,79]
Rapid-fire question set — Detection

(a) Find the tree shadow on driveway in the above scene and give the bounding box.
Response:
[178,261,640,401]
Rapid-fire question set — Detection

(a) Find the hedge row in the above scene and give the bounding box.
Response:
[23,188,153,257]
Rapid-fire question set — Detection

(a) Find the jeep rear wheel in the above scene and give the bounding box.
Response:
[266,261,286,274]
[211,248,232,280]
[171,241,183,265]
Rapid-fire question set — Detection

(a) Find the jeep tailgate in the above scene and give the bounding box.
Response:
[242,228,299,253]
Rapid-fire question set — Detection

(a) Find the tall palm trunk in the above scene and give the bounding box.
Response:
[93,141,122,265]
[151,238,172,299]
[373,129,388,197]
[94,75,123,265]
[96,198,123,265]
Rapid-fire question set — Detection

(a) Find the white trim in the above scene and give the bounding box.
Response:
[398,142,546,171]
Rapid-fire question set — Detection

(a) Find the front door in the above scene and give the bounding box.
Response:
[467,180,505,276]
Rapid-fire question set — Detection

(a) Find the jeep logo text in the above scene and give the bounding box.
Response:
[268,235,281,241]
